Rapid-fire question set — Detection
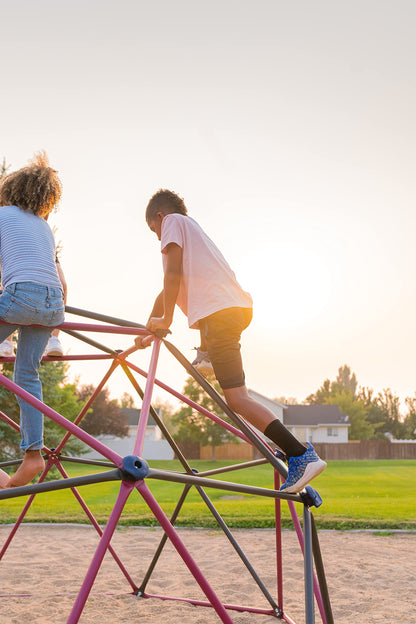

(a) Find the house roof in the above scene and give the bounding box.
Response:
[120,408,160,427]
[283,404,350,427]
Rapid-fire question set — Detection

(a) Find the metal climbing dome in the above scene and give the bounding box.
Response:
[0,306,334,623]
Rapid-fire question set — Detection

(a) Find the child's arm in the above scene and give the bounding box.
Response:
[147,242,182,333]
[147,291,164,322]
[134,291,164,349]
[56,258,68,303]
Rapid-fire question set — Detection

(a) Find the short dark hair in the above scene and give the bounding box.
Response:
[146,189,188,221]
[0,151,62,218]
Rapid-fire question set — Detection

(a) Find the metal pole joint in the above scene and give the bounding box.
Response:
[121,455,149,481]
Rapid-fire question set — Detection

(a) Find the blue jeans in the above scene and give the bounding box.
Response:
[0,282,65,452]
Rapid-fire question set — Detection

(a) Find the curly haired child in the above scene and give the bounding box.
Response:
[0,152,66,489]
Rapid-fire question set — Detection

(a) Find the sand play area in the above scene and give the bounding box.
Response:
[0,525,414,623]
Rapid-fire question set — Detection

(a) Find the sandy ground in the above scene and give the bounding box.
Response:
[0,525,414,624]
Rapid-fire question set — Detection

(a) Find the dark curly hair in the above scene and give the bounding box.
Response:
[0,151,62,218]
[146,189,188,221]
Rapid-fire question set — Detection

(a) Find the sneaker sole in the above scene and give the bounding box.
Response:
[194,363,215,377]
[45,350,64,357]
[282,459,327,494]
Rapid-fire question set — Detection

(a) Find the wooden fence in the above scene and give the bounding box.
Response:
[195,440,416,461]
[199,442,253,461]
[314,440,416,460]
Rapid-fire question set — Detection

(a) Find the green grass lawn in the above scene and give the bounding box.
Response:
[1,459,415,530]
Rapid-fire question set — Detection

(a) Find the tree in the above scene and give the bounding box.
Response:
[325,391,375,440]
[0,369,21,458]
[305,365,376,440]
[0,157,10,179]
[152,398,177,437]
[403,395,416,439]
[357,386,387,439]
[305,378,332,405]
[368,388,406,440]
[120,392,136,409]
[173,376,238,460]
[274,396,298,405]
[77,385,129,438]
[335,365,358,397]
[0,359,85,458]
[306,364,358,403]
[307,368,409,440]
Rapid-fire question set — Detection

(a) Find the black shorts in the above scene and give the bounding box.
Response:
[198,307,253,390]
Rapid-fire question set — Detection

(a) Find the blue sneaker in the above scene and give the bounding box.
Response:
[279,443,326,493]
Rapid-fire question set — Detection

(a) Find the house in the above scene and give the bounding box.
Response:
[283,404,350,444]
[248,389,350,443]
[82,408,174,461]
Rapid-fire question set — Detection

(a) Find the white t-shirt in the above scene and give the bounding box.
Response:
[0,205,61,289]
[160,213,253,329]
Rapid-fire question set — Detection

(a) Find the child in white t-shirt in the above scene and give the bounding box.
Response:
[138,189,326,493]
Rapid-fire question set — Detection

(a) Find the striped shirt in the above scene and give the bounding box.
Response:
[0,205,62,290]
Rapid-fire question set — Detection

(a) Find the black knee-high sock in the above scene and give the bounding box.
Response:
[264,420,307,458]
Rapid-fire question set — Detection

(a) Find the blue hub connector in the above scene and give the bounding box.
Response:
[121,455,149,481]
[300,485,323,508]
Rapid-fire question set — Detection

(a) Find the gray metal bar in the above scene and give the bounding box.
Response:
[0,459,22,469]
[303,505,315,624]
[58,455,118,468]
[147,468,301,502]
[1,455,117,470]
[311,515,334,624]
[62,328,118,356]
[197,458,268,478]
[65,306,146,329]
[0,469,123,500]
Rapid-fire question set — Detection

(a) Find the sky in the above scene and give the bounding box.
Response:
[1,0,415,410]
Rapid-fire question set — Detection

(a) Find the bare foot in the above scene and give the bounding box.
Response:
[7,450,45,488]
[0,468,11,489]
